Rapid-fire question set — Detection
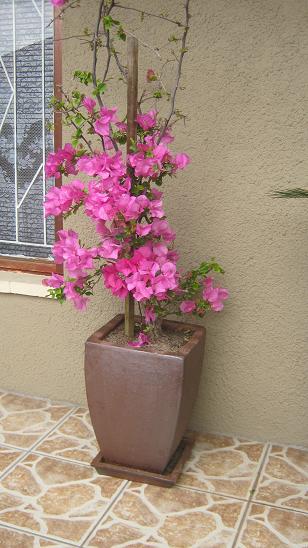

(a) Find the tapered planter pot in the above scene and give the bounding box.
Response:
[85,314,205,478]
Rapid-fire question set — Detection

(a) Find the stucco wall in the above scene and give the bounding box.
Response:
[0,0,307,446]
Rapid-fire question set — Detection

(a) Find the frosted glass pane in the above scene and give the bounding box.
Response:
[0,0,54,260]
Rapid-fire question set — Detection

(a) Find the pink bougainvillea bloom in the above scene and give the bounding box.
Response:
[77,151,125,179]
[116,121,127,133]
[203,277,229,312]
[145,306,156,323]
[44,179,84,217]
[146,68,157,82]
[136,223,152,237]
[52,229,97,278]
[174,153,191,170]
[98,238,122,259]
[148,199,164,219]
[128,332,150,347]
[82,96,96,114]
[42,273,64,288]
[45,143,77,179]
[94,107,117,136]
[151,219,175,242]
[51,0,67,6]
[180,300,196,313]
[64,281,89,311]
[136,109,157,130]
[102,264,128,299]
[159,128,174,145]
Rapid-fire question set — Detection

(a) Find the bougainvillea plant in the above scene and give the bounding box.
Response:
[44,0,229,345]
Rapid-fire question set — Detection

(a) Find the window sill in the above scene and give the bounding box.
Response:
[0,271,48,298]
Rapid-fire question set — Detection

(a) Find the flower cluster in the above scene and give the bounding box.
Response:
[51,0,67,6]
[44,87,228,345]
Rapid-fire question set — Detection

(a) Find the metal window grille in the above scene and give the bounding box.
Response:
[0,0,54,260]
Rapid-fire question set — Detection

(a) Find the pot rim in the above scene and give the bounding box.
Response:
[86,314,205,358]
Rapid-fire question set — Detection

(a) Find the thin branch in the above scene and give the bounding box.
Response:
[101,0,115,83]
[125,29,161,59]
[92,0,105,108]
[158,0,190,142]
[47,0,80,28]
[70,119,94,152]
[112,48,127,80]
[114,4,183,27]
[272,188,308,198]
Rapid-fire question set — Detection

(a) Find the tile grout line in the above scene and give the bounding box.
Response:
[0,388,81,409]
[30,448,98,467]
[0,407,77,482]
[247,498,308,517]
[231,442,271,548]
[176,483,249,503]
[0,521,80,547]
[231,499,251,548]
[249,442,271,497]
[0,403,78,455]
[80,480,130,547]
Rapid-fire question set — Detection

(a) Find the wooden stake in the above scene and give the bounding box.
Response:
[124,36,138,338]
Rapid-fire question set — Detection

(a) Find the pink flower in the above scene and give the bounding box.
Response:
[52,230,97,278]
[151,219,175,242]
[128,332,150,347]
[136,223,152,236]
[42,273,64,288]
[51,0,67,6]
[64,281,89,311]
[145,306,156,323]
[44,179,84,217]
[136,109,157,130]
[102,264,128,299]
[180,300,196,313]
[116,121,127,133]
[82,96,96,114]
[94,107,117,136]
[203,277,229,312]
[77,151,125,179]
[159,128,174,145]
[148,199,164,219]
[146,69,157,82]
[45,144,77,179]
[98,238,122,259]
[173,153,190,170]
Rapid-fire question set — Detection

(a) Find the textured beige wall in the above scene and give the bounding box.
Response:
[0,0,307,446]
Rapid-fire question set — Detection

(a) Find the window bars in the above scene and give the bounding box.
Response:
[0,0,55,261]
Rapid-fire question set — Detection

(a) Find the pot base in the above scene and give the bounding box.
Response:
[91,432,195,488]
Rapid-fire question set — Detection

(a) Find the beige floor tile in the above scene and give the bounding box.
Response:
[85,482,245,547]
[0,453,124,544]
[0,445,24,476]
[0,393,74,450]
[253,444,308,513]
[0,525,71,547]
[34,407,98,465]
[178,433,266,499]
[237,502,308,547]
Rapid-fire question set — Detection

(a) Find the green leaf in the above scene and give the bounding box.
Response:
[93,80,106,97]
[73,70,92,85]
[74,113,83,126]
[117,26,126,41]
[103,15,120,31]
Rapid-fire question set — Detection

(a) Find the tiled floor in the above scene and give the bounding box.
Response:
[0,391,307,547]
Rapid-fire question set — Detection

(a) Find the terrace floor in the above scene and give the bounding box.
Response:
[0,390,307,547]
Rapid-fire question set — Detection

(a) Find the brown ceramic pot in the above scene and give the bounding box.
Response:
[85,314,205,473]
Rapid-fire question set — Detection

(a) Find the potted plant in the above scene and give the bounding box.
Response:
[44,0,229,484]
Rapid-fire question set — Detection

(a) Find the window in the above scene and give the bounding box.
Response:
[0,0,61,274]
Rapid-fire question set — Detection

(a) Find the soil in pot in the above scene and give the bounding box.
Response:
[104,321,193,353]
